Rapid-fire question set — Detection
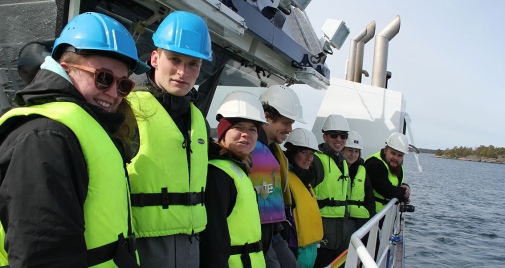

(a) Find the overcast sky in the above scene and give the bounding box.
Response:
[289,0,505,150]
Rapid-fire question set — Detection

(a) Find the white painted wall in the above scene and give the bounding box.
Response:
[311,77,408,158]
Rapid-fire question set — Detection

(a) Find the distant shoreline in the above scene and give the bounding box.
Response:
[433,155,505,164]
[417,146,505,164]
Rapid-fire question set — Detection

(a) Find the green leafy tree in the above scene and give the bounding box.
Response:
[437,145,505,159]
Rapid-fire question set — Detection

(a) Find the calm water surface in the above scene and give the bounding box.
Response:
[403,153,505,267]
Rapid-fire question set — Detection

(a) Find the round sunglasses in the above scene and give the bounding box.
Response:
[67,64,135,97]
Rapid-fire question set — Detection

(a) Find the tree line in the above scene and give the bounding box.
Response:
[435,145,505,159]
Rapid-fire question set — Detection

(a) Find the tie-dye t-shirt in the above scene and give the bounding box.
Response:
[250,141,286,224]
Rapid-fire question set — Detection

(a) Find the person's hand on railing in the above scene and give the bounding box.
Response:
[401,184,410,199]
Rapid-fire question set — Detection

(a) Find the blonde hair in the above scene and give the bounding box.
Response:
[58,51,82,65]
[218,139,253,172]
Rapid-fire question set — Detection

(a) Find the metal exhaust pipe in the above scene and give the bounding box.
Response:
[353,21,375,83]
[371,16,400,88]
[345,25,367,81]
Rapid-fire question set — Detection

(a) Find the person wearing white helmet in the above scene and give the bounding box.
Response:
[251,84,304,268]
[283,128,323,268]
[0,12,148,267]
[201,91,267,268]
[125,11,213,268]
[365,132,411,214]
[341,131,375,247]
[310,114,351,267]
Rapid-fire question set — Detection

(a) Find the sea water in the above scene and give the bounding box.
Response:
[403,153,505,267]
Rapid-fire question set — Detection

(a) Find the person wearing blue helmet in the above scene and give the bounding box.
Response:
[0,12,148,267]
[125,11,213,268]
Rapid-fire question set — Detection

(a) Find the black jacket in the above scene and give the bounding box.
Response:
[0,63,126,267]
[200,141,253,268]
[364,149,408,202]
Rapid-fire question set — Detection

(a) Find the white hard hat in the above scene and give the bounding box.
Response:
[259,85,306,123]
[386,132,409,154]
[285,128,319,151]
[322,114,350,132]
[216,91,268,124]
[345,131,364,150]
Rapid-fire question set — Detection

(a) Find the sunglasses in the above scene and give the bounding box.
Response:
[327,132,348,139]
[67,64,135,97]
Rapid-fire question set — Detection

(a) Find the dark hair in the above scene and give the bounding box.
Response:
[262,103,283,122]
[284,144,300,164]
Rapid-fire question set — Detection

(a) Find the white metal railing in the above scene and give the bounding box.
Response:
[344,198,404,268]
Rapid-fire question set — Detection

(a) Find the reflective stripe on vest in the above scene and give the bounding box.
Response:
[288,171,323,247]
[250,141,285,224]
[347,165,369,219]
[127,91,208,237]
[0,102,134,267]
[209,159,266,268]
[366,151,403,212]
[313,153,349,218]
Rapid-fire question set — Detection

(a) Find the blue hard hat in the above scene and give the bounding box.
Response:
[52,12,150,74]
[153,11,213,61]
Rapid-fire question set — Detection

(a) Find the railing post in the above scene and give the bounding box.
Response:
[343,198,400,268]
